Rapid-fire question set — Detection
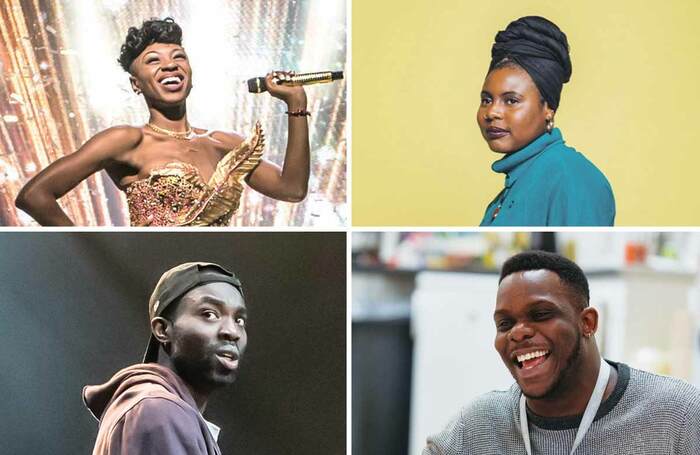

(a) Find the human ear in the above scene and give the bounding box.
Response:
[151,316,172,344]
[129,75,141,95]
[543,102,556,132]
[580,307,599,338]
[542,102,555,121]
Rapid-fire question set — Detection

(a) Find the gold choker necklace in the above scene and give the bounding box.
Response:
[146,123,193,140]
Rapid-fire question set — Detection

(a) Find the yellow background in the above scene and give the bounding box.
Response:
[352,1,700,226]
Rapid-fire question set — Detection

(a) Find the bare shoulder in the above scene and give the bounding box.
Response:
[78,125,144,164]
[96,125,144,147]
[208,129,245,148]
[84,125,143,153]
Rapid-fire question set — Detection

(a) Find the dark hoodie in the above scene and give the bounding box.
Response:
[83,363,221,455]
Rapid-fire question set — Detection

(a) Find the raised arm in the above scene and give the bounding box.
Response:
[245,72,310,202]
[15,126,142,226]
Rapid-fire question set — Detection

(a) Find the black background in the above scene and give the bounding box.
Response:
[0,232,346,454]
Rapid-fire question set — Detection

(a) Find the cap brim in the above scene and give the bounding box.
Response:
[143,334,160,363]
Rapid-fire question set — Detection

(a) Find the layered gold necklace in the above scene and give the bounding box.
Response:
[146,122,193,140]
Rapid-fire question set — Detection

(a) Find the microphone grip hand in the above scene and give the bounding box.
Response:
[265,71,307,108]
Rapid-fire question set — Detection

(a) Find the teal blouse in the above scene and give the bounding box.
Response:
[480,128,615,226]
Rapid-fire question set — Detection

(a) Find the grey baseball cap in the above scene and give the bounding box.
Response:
[143,262,243,363]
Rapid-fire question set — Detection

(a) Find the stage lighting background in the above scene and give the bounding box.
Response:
[0,0,346,226]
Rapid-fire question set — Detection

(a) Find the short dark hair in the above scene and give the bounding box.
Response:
[499,250,589,309]
[118,17,182,72]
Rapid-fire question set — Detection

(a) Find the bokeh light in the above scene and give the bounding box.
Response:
[0,0,346,226]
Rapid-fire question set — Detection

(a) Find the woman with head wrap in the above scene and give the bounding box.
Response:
[478,16,614,226]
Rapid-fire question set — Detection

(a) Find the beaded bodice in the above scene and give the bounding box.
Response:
[125,122,264,226]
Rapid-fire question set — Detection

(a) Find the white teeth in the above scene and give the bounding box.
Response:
[516,350,548,363]
[161,76,181,85]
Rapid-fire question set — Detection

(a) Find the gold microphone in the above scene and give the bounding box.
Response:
[247,71,344,94]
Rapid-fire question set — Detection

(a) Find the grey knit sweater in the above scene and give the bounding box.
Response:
[424,362,700,455]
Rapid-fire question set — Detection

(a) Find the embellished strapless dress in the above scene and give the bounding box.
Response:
[125,123,264,226]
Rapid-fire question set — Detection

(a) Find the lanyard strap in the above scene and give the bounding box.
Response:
[519,359,611,455]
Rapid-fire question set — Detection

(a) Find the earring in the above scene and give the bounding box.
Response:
[546,118,554,133]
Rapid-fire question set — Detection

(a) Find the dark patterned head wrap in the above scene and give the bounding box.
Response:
[489,16,571,111]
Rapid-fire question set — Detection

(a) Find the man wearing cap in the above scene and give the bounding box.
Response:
[83,262,247,455]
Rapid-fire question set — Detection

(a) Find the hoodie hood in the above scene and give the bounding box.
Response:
[83,363,198,421]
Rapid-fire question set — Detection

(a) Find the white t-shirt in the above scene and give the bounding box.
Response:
[203,418,221,442]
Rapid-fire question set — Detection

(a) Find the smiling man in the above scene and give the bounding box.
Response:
[83,262,247,455]
[424,251,700,455]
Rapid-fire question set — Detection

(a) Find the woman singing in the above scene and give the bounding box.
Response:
[478,16,615,226]
[16,17,310,226]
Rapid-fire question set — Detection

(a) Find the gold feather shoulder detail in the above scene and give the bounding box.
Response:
[208,121,265,187]
[179,122,265,226]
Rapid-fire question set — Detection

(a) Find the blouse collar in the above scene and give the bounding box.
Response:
[491,128,564,187]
